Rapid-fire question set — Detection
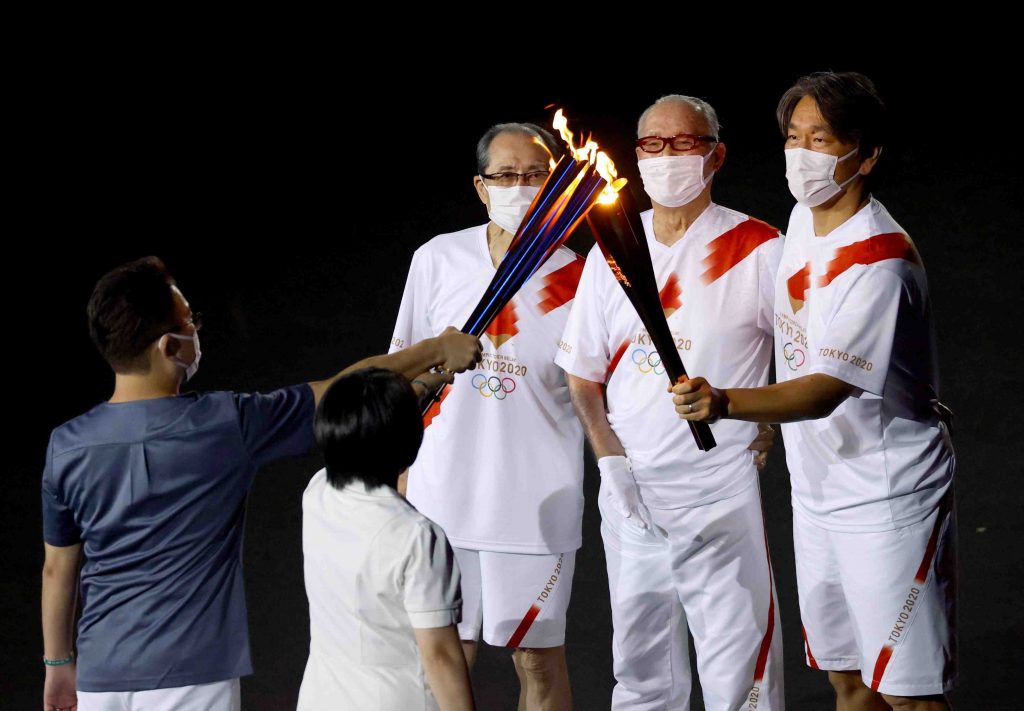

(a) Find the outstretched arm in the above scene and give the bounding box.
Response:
[309,328,482,407]
[671,373,855,424]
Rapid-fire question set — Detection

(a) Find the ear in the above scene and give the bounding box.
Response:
[859,145,883,176]
[157,333,181,360]
[473,175,489,208]
[711,142,726,172]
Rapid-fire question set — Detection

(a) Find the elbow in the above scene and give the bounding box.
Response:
[804,391,851,420]
[42,561,71,582]
[567,374,604,405]
[809,399,841,420]
[794,375,854,421]
[420,646,462,672]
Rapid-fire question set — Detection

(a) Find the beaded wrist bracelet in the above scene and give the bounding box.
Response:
[43,652,75,666]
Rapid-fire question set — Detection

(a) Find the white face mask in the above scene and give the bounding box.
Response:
[637,151,716,208]
[785,146,860,207]
[167,331,201,382]
[480,182,540,234]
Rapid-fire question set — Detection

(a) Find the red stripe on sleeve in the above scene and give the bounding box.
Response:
[700,218,779,284]
[819,232,920,288]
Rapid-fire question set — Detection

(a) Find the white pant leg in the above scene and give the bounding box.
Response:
[478,550,575,649]
[76,689,128,711]
[78,679,240,711]
[792,505,861,672]
[664,480,784,711]
[834,498,958,696]
[600,479,690,711]
[452,547,483,642]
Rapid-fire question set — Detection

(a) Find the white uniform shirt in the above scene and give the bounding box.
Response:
[775,198,954,532]
[390,224,585,554]
[556,204,783,508]
[297,471,461,711]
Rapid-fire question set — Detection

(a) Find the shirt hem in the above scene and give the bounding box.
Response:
[638,469,755,510]
[445,536,582,555]
[791,493,948,533]
[76,666,251,693]
[408,608,460,628]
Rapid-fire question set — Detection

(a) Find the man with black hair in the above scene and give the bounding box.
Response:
[298,367,475,710]
[674,72,957,710]
[41,256,481,711]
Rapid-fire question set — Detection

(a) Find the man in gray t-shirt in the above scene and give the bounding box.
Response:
[41,256,481,711]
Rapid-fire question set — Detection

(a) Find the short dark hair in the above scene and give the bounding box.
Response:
[476,122,565,174]
[776,71,888,161]
[87,256,180,373]
[314,368,423,490]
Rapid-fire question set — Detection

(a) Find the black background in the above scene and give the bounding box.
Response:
[6,49,1022,709]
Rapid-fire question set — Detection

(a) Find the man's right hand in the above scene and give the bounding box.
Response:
[598,455,653,531]
[436,327,482,373]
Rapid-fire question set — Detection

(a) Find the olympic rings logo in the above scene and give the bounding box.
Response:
[471,374,517,400]
[631,348,665,376]
[783,342,805,371]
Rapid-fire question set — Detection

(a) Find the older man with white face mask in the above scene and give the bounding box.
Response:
[556,95,785,710]
[390,123,587,710]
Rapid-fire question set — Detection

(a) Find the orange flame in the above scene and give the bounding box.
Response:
[552,109,627,204]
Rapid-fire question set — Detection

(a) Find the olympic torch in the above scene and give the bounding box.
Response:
[421,111,626,419]
[586,187,717,452]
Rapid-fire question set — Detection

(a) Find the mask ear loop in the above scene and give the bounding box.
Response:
[833,146,862,190]
[166,331,200,377]
[700,145,718,187]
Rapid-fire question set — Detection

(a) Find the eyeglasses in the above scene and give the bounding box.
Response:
[480,170,550,187]
[636,134,719,153]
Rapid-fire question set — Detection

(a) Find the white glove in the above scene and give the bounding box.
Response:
[598,455,653,531]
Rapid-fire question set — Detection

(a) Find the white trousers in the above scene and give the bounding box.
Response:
[600,478,784,710]
[77,678,241,711]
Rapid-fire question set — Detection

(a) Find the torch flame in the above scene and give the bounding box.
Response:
[552,109,627,204]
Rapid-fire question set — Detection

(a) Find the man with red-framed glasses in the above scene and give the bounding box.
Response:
[558,94,784,709]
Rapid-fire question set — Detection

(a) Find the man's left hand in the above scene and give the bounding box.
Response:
[748,423,775,471]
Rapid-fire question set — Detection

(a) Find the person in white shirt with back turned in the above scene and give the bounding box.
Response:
[673,71,957,711]
[298,368,475,711]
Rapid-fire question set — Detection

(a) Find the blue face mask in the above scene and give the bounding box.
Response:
[167,331,201,382]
